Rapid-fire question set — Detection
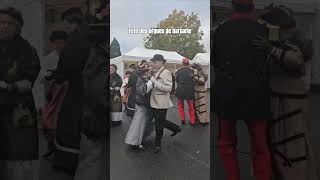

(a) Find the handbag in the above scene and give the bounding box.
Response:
[12,104,35,128]
[111,95,122,112]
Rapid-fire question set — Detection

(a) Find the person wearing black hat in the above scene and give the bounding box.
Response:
[50,6,110,177]
[254,5,320,180]
[148,54,181,153]
[212,0,271,179]
[0,7,40,179]
[74,30,109,180]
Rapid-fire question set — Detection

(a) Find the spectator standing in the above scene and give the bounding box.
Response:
[0,7,40,180]
[175,58,196,126]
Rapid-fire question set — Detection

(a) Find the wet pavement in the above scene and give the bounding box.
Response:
[39,129,73,180]
[38,92,320,180]
[110,96,210,180]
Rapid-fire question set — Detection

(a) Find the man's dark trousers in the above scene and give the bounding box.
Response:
[151,108,180,146]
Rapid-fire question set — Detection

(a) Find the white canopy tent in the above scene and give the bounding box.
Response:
[124,47,186,64]
[193,53,210,65]
[110,47,187,79]
[192,53,211,88]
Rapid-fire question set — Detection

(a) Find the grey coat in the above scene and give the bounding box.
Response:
[125,75,154,146]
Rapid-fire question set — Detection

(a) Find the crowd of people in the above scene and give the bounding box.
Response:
[0,4,109,180]
[110,54,209,153]
[212,0,319,180]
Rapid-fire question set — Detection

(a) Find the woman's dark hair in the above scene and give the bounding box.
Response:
[49,30,69,42]
[129,64,136,69]
[260,5,296,29]
[192,63,203,71]
[61,7,84,24]
[110,64,117,70]
[141,60,147,64]
[232,2,254,13]
[125,71,132,75]
[0,7,24,26]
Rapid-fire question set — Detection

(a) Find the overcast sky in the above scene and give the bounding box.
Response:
[111,0,210,54]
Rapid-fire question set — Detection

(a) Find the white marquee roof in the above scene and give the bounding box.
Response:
[192,53,210,66]
[110,47,187,64]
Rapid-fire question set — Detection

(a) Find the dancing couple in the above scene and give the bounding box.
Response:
[125,54,182,153]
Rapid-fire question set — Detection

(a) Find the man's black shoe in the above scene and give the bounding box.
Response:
[171,128,182,137]
[202,122,209,126]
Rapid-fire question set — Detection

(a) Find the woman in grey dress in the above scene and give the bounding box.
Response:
[125,64,154,149]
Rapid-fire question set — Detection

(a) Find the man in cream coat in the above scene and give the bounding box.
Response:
[147,54,181,153]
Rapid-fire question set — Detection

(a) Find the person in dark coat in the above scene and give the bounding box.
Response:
[41,30,69,158]
[175,58,196,126]
[74,23,109,180]
[110,64,123,127]
[212,0,271,179]
[126,63,138,117]
[52,7,91,175]
[0,7,40,179]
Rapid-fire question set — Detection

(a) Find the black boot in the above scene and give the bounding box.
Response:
[154,135,162,153]
[171,128,182,137]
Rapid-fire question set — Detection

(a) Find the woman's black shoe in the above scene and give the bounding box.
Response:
[153,146,161,153]
[42,149,56,158]
[138,145,145,150]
